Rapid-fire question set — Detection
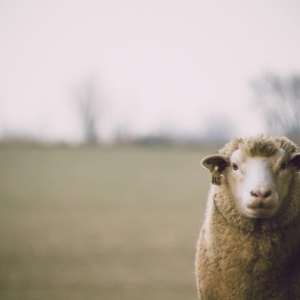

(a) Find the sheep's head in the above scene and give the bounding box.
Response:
[202,136,300,219]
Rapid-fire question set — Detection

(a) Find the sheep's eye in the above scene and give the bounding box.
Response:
[281,163,287,170]
[232,163,238,171]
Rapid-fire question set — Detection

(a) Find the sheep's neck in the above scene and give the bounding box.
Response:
[212,196,299,271]
[210,203,298,299]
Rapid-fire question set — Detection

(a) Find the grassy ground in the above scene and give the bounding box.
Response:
[0,144,215,300]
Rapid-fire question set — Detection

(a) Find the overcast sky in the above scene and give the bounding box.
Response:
[1,0,300,142]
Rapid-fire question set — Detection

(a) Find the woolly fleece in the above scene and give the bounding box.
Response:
[196,136,300,300]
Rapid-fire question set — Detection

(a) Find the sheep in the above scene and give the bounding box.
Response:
[196,135,300,300]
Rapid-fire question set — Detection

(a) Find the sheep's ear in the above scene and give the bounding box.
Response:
[290,153,300,171]
[202,155,229,185]
[201,155,229,172]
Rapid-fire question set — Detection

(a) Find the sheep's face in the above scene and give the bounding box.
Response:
[226,148,296,219]
[202,146,300,219]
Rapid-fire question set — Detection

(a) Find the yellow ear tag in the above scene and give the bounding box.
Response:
[211,165,222,185]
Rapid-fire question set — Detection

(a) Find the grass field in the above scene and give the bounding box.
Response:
[0,144,215,300]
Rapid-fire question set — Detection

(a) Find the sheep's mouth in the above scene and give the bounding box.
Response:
[247,202,273,209]
[246,206,275,218]
[245,202,276,218]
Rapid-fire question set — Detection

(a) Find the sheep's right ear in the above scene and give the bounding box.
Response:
[201,155,229,185]
[201,155,229,172]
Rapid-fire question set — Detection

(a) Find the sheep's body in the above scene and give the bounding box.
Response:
[196,136,300,299]
[196,184,300,299]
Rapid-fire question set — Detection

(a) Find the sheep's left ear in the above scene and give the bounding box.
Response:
[201,155,229,185]
[290,153,300,171]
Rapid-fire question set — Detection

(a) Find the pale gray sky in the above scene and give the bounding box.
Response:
[1,0,300,142]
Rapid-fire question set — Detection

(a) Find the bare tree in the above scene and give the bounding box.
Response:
[251,73,300,140]
[74,77,101,144]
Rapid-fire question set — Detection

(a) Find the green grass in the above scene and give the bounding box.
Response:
[0,145,215,300]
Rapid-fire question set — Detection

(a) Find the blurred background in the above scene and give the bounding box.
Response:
[0,0,300,299]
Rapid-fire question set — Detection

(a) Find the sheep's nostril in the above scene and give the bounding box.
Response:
[251,190,272,198]
[251,191,258,197]
[263,190,272,198]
